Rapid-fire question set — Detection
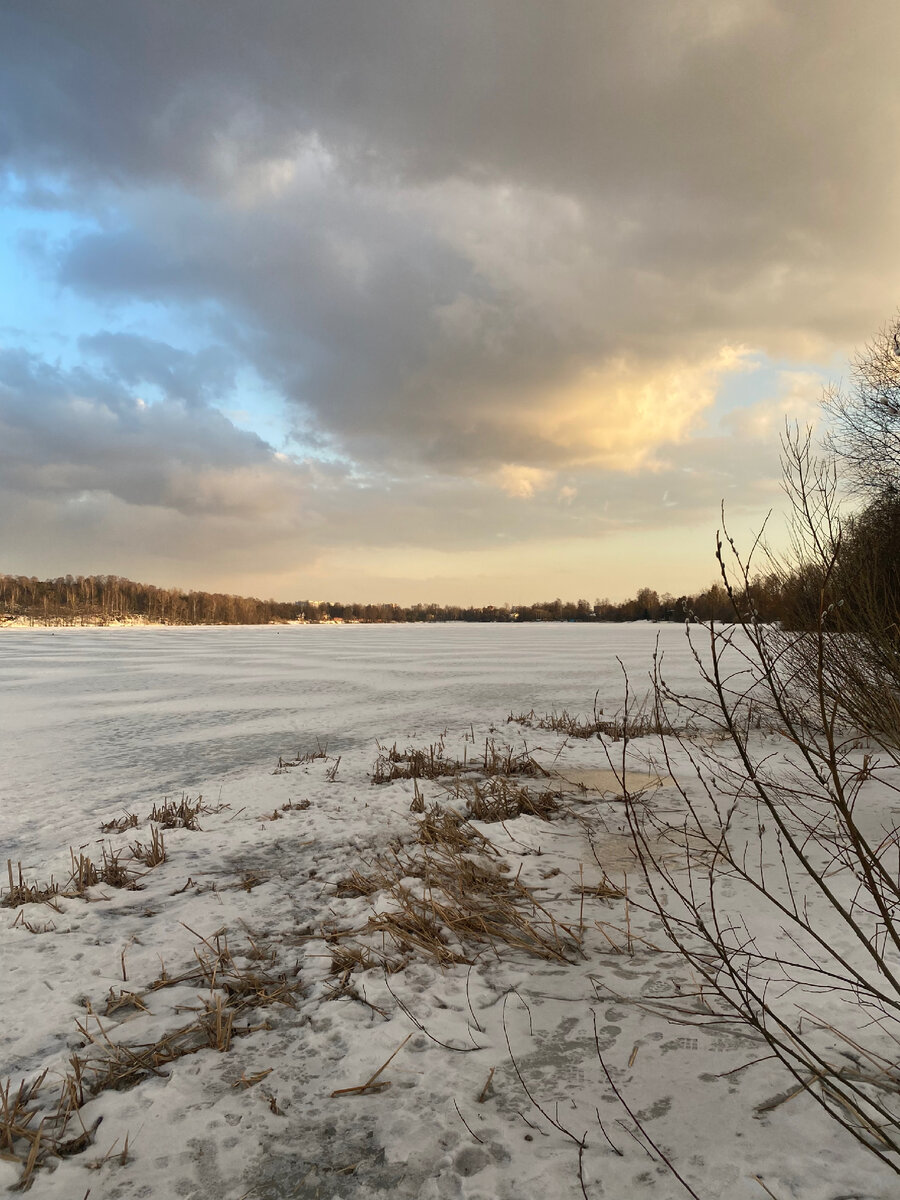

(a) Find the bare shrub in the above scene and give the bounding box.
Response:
[629,430,900,1173]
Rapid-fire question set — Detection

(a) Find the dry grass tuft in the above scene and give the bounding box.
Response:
[67,849,100,893]
[334,868,391,898]
[327,805,580,971]
[0,928,302,1186]
[10,910,56,934]
[130,826,166,868]
[416,806,495,855]
[3,860,60,909]
[98,845,137,888]
[146,794,213,830]
[371,737,463,784]
[479,738,548,777]
[508,701,678,742]
[464,776,562,822]
[99,812,139,834]
[66,846,139,895]
[273,741,328,773]
[371,734,549,787]
[0,1071,50,1189]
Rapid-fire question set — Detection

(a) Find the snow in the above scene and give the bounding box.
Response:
[0,623,896,1199]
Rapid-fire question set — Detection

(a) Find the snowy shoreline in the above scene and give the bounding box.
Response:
[1,627,895,1199]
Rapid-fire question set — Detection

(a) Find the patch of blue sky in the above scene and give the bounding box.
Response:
[3,177,210,356]
[219,367,298,449]
[2,186,301,452]
[0,194,98,361]
[706,350,845,428]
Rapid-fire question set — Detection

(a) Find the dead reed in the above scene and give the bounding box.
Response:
[67,845,138,894]
[463,776,561,822]
[130,826,166,867]
[3,860,59,908]
[273,740,328,773]
[0,928,301,1187]
[508,698,678,742]
[327,805,580,971]
[146,794,213,830]
[371,738,462,784]
[99,812,139,834]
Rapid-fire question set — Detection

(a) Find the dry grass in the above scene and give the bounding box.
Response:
[479,739,549,777]
[146,794,214,830]
[273,741,328,773]
[2,860,59,909]
[463,776,562,822]
[67,845,139,894]
[416,806,496,855]
[10,910,56,935]
[99,812,139,834]
[97,845,137,888]
[371,738,462,784]
[327,805,581,971]
[130,826,166,868]
[371,733,550,788]
[508,702,678,742]
[334,868,392,898]
[0,929,301,1187]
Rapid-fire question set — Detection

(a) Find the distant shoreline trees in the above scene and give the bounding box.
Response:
[0,571,797,627]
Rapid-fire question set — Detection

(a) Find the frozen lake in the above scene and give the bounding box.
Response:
[1,622,700,864]
[1,621,893,1200]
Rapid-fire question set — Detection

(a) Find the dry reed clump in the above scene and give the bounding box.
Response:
[462,776,562,822]
[146,794,216,830]
[272,741,328,773]
[333,867,394,898]
[129,826,166,867]
[2,860,60,909]
[99,812,139,834]
[508,697,679,742]
[479,738,549,777]
[7,831,165,915]
[371,735,548,786]
[371,737,462,784]
[0,929,301,1187]
[68,845,139,894]
[327,805,581,972]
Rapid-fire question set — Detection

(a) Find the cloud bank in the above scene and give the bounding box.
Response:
[2,1,898,599]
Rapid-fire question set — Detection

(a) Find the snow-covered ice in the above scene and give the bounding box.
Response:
[1,624,896,1199]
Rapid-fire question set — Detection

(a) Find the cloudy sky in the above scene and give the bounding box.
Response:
[3,1,899,604]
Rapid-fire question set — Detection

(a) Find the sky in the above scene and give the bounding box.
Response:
[3,1,900,605]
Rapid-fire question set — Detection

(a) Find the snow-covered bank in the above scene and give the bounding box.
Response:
[1,626,895,1199]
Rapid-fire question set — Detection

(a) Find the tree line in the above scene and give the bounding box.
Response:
[0,571,804,626]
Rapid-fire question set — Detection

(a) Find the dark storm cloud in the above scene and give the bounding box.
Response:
[5,0,894,478]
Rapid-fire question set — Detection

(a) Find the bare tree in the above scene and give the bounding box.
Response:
[824,314,900,497]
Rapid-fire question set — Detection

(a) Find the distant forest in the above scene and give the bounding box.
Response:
[0,572,797,626]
